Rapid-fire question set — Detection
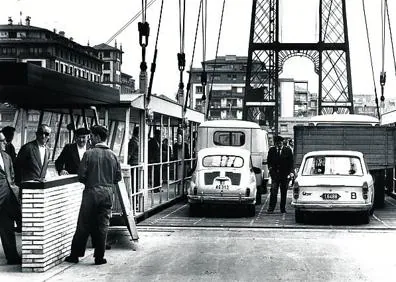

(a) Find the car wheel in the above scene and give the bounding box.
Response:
[361,211,370,224]
[189,204,200,216]
[295,209,304,223]
[247,204,256,217]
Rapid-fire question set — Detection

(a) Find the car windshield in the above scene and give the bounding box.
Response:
[302,155,364,176]
[202,155,244,168]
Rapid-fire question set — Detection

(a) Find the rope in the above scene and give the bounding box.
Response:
[183,0,203,113]
[385,0,396,77]
[206,0,226,119]
[146,0,165,104]
[362,0,380,118]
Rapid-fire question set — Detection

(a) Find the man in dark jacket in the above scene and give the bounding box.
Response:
[55,127,90,175]
[1,126,16,165]
[65,125,121,265]
[0,132,21,265]
[15,124,51,186]
[267,135,294,214]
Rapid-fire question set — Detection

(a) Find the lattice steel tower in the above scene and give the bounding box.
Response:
[242,0,354,132]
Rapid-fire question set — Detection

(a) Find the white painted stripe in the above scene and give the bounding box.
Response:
[373,214,392,228]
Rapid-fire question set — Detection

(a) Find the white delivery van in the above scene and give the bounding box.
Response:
[196,120,269,203]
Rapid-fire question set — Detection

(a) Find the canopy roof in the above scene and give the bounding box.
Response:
[0,62,119,109]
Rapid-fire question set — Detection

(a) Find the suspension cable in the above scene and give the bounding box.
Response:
[146,0,165,104]
[380,0,386,104]
[138,0,150,96]
[177,0,186,102]
[106,0,157,45]
[183,0,203,113]
[362,0,380,119]
[200,0,208,105]
[385,0,396,77]
[206,0,226,119]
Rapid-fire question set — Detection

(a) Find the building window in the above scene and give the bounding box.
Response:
[280,124,288,133]
[103,51,110,58]
[55,62,59,72]
[196,86,203,94]
[103,74,110,82]
[104,62,110,70]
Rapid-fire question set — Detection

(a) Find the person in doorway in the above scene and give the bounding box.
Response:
[65,125,121,265]
[128,127,139,166]
[266,135,294,214]
[55,127,90,175]
[0,132,21,265]
[1,126,16,165]
[15,124,51,187]
[148,129,161,191]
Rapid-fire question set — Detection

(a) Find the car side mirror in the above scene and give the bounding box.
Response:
[252,167,261,174]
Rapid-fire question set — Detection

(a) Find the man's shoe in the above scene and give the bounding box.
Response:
[7,257,21,265]
[95,258,107,265]
[64,255,79,263]
[105,244,112,250]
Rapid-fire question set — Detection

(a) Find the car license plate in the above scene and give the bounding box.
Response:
[321,193,341,200]
[215,184,229,190]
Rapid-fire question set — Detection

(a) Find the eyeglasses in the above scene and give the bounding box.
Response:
[38,132,50,136]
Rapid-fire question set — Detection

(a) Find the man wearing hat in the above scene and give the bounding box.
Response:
[1,126,16,165]
[55,127,90,175]
[266,135,294,214]
[65,125,121,265]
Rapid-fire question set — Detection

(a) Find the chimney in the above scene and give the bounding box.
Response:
[53,28,57,33]
[87,40,90,46]
[59,31,65,37]
[70,37,73,41]
[25,16,30,26]
[8,17,13,25]
[115,40,117,49]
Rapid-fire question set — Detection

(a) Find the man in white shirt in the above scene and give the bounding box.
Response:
[55,127,90,175]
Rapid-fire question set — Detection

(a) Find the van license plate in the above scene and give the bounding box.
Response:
[321,193,340,200]
[216,184,229,190]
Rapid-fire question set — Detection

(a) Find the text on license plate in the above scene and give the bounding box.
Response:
[215,184,229,190]
[321,193,341,200]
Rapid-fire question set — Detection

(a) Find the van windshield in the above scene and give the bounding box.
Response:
[213,131,245,146]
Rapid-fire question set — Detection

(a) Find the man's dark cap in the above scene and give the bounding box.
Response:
[274,135,284,142]
[1,126,15,135]
[75,128,90,136]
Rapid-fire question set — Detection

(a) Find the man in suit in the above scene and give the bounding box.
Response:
[65,125,121,265]
[0,132,21,265]
[55,127,90,175]
[1,126,16,165]
[267,135,294,214]
[15,124,51,187]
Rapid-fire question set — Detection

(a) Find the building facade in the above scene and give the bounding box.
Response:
[0,17,135,93]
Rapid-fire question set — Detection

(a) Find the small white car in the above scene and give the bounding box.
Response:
[291,150,374,224]
[188,147,260,216]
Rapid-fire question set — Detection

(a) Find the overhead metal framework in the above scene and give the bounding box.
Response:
[243,0,354,133]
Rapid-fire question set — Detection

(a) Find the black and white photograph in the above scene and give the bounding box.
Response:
[0,0,396,281]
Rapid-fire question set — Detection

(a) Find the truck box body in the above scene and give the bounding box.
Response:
[294,125,396,170]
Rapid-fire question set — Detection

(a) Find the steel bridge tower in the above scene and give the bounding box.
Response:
[242,0,354,132]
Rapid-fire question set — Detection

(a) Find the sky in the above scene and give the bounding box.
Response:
[2,0,396,101]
